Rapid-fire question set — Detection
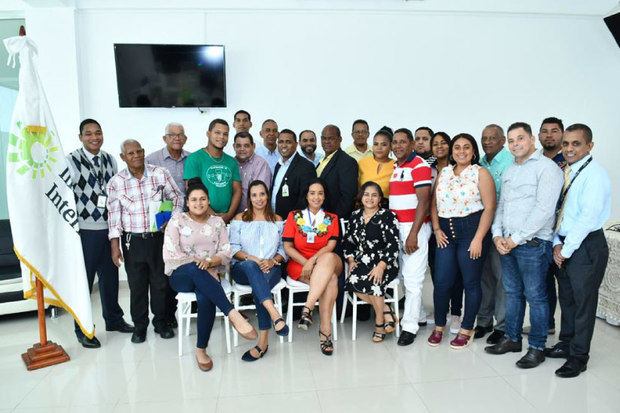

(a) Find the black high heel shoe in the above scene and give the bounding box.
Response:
[298,306,313,330]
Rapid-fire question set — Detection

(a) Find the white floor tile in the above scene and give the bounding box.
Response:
[413,376,536,413]
[317,384,429,413]
[114,398,217,413]
[217,391,321,413]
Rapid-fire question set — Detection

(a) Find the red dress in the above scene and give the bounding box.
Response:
[282,209,340,280]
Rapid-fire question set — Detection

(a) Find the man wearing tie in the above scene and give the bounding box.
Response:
[546,123,611,378]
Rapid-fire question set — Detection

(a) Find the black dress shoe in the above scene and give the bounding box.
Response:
[484,336,522,354]
[486,329,505,345]
[555,358,587,378]
[474,325,493,339]
[154,325,175,339]
[77,335,101,349]
[544,343,569,359]
[516,348,545,369]
[131,331,146,343]
[418,321,428,327]
[397,331,416,346]
[106,320,135,333]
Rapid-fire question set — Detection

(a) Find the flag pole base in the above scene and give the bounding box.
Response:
[21,342,70,370]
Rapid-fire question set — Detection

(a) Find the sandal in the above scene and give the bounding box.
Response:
[298,306,313,330]
[241,345,268,362]
[273,317,289,337]
[372,324,386,343]
[319,330,334,356]
[383,304,399,334]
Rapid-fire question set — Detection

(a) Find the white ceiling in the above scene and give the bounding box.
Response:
[1,0,618,16]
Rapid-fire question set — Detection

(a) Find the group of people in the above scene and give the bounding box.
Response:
[65,112,611,378]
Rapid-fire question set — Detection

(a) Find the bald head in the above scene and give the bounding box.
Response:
[321,124,342,156]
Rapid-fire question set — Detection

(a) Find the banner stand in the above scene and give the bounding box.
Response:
[22,276,70,370]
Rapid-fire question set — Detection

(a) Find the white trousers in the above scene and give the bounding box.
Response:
[398,222,431,334]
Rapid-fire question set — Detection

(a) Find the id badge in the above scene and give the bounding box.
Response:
[306,231,316,243]
[281,184,289,197]
[97,194,108,209]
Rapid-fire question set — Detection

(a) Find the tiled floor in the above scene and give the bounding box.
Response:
[1,283,620,413]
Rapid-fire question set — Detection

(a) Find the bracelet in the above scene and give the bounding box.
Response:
[433,228,440,232]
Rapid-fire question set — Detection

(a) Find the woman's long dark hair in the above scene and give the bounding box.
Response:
[242,180,278,222]
[449,133,481,166]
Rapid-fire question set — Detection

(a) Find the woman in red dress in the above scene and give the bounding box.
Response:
[282,178,342,355]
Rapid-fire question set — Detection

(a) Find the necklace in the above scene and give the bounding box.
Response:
[362,208,378,223]
[205,147,224,164]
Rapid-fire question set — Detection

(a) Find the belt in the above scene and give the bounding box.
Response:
[123,231,161,239]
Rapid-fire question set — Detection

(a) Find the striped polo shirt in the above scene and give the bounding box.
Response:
[389,153,432,223]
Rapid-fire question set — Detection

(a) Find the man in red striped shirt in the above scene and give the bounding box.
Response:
[389,128,432,346]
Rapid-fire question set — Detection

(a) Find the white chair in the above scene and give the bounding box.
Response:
[340,278,401,340]
[285,276,337,343]
[176,278,232,356]
[232,278,287,346]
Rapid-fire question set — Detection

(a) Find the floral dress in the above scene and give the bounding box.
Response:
[343,208,400,296]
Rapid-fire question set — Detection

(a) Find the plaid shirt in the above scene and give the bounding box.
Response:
[107,164,182,239]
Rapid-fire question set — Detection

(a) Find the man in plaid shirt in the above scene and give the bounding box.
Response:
[107,139,182,343]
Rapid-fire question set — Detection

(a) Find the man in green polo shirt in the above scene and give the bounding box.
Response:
[183,118,241,223]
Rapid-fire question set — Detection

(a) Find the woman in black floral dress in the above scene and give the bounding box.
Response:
[343,181,400,342]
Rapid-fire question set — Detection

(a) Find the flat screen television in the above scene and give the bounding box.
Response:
[114,44,226,108]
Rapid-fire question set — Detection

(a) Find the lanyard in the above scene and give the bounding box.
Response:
[556,156,592,209]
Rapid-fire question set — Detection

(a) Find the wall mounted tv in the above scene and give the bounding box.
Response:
[114,44,226,108]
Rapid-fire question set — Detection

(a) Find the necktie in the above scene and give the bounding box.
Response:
[93,156,100,167]
[554,164,572,233]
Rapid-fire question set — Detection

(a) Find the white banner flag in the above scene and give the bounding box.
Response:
[4,35,94,338]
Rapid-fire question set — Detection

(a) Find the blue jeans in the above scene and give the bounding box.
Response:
[169,263,234,349]
[500,239,552,350]
[434,211,490,330]
[232,261,281,330]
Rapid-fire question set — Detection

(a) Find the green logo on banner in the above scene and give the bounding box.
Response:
[8,121,60,179]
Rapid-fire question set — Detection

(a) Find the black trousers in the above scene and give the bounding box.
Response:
[557,229,609,363]
[75,229,124,338]
[122,233,168,332]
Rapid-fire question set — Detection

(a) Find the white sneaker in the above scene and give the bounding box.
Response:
[449,315,461,334]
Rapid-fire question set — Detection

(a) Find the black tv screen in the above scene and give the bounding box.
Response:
[114,44,226,108]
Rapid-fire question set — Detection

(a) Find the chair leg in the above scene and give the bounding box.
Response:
[332,302,338,341]
[352,294,358,341]
[185,301,191,336]
[224,316,231,354]
[233,293,240,347]
[177,302,183,357]
[275,290,284,344]
[393,285,401,337]
[340,292,348,323]
[287,290,294,343]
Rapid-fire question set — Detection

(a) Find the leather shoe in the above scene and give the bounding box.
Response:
[555,358,587,378]
[154,325,175,339]
[397,330,416,346]
[544,344,569,359]
[516,348,545,369]
[484,336,522,354]
[131,331,146,343]
[474,324,493,339]
[77,335,101,349]
[106,320,135,333]
[486,329,505,345]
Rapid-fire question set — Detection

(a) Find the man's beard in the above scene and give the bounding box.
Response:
[302,145,316,156]
[542,142,560,151]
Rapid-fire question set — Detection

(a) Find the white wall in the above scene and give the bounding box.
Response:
[12,1,620,217]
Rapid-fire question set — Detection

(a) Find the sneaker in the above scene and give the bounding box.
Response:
[449,315,461,334]
[450,331,473,350]
[427,330,443,347]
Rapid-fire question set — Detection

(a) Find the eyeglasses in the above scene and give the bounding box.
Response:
[166,133,186,140]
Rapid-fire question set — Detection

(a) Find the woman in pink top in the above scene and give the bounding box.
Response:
[163,178,257,371]
[428,134,496,350]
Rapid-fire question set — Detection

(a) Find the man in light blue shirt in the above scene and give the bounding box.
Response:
[298,129,324,167]
[476,124,514,344]
[485,122,563,370]
[255,119,280,173]
[546,123,611,378]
